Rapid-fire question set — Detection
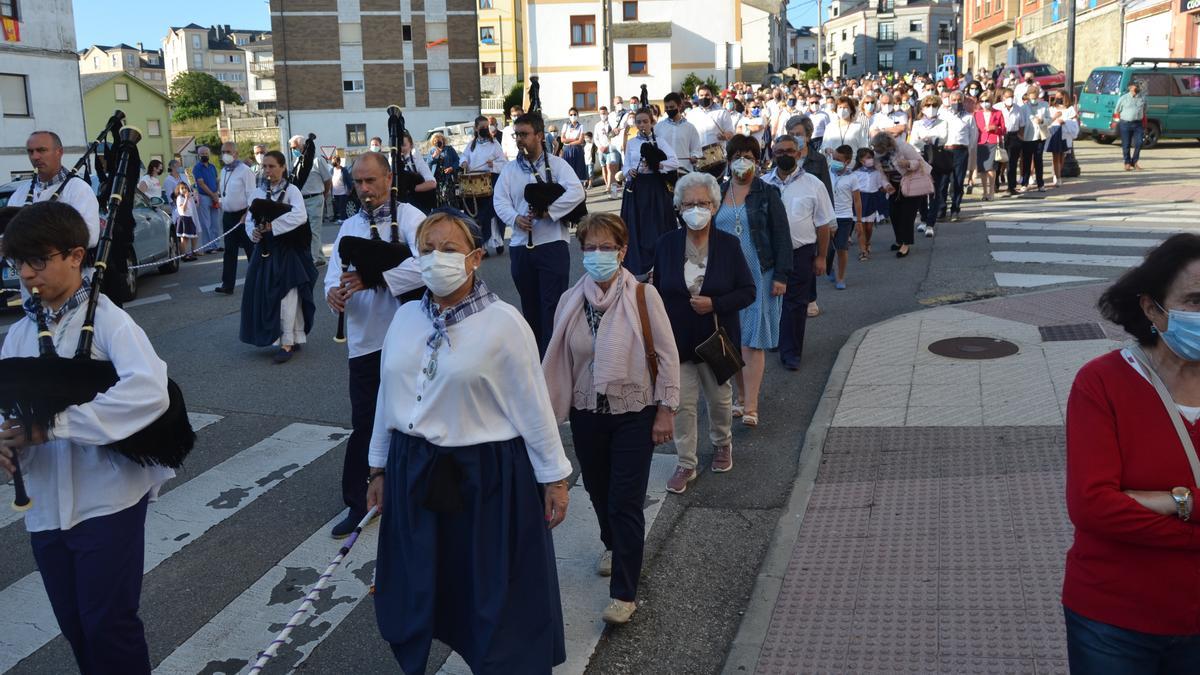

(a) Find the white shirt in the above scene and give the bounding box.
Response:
[245,181,307,238]
[940,108,977,146]
[501,124,520,160]
[593,119,614,151]
[764,169,835,247]
[295,151,333,197]
[1022,101,1051,142]
[607,109,634,151]
[821,119,867,155]
[331,164,348,196]
[401,151,436,183]
[137,174,162,199]
[220,161,257,212]
[909,117,950,150]
[8,173,101,249]
[2,295,174,532]
[622,133,679,180]
[832,169,859,219]
[999,102,1025,133]
[460,138,508,175]
[654,117,702,170]
[807,109,831,138]
[493,152,587,248]
[1014,81,1034,103]
[368,300,573,483]
[685,105,734,147]
[324,203,425,358]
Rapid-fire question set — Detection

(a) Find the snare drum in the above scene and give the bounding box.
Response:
[696,143,727,176]
[459,171,494,198]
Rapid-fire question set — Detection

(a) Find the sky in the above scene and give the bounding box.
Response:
[787,0,824,30]
[72,0,272,50]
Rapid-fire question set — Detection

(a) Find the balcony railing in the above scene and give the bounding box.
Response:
[877,0,895,13]
[250,62,275,79]
[878,29,896,42]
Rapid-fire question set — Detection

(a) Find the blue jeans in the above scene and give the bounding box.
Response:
[1119,121,1144,166]
[949,146,970,213]
[1065,606,1200,674]
[921,172,951,228]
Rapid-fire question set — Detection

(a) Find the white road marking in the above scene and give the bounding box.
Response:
[987,234,1161,248]
[991,251,1143,267]
[161,282,180,289]
[0,422,350,672]
[994,272,1104,288]
[123,293,172,309]
[155,511,379,675]
[199,278,245,293]
[438,455,677,675]
[986,221,1189,234]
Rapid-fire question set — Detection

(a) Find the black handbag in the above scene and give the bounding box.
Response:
[694,315,745,386]
[923,143,954,176]
[1062,150,1081,178]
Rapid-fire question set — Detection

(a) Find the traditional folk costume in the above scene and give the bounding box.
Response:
[239,179,318,349]
[559,121,588,181]
[620,132,679,277]
[400,150,437,214]
[459,135,508,249]
[8,170,102,301]
[370,281,571,674]
[493,150,587,356]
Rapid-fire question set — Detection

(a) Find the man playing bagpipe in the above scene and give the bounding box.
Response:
[0,202,176,675]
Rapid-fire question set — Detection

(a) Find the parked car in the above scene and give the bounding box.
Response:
[995,63,1067,92]
[1,181,180,305]
[1077,58,1200,148]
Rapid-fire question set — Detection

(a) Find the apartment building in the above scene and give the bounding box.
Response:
[78,43,168,94]
[269,0,481,151]
[741,0,791,83]
[963,0,1019,72]
[1011,0,1120,86]
[524,0,745,119]
[477,0,525,103]
[163,24,270,100]
[823,0,959,77]
[1171,0,1200,57]
[788,24,818,65]
[0,0,87,181]
[244,39,277,112]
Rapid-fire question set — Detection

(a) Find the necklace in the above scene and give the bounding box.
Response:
[727,185,747,236]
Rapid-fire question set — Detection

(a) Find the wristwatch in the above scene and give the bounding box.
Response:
[1171,487,1193,522]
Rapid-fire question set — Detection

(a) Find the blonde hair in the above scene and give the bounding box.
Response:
[576,212,629,249]
[416,211,480,251]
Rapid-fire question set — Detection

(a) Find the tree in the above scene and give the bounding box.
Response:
[805,67,822,81]
[680,72,720,97]
[503,82,524,121]
[170,72,242,122]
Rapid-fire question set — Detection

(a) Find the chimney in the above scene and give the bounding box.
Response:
[136,42,143,51]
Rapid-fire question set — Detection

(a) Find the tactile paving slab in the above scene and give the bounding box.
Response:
[1038,322,1107,342]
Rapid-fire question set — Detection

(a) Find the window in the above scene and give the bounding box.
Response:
[623,1,637,20]
[878,0,894,10]
[909,20,923,32]
[343,79,364,91]
[340,22,362,45]
[214,54,227,64]
[192,34,201,49]
[481,61,497,75]
[126,54,136,66]
[429,69,450,90]
[572,81,598,111]
[0,73,30,116]
[909,48,923,61]
[851,53,857,66]
[148,119,161,137]
[404,71,416,88]
[111,54,119,66]
[1137,73,1178,97]
[92,56,99,68]
[878,50,894,71]
[479,0,493,6]
[193,54,203,69]
[570,15,596,46]
[231,54,242,64]
[480,26,495,44]
[1174,75,1200,96]
[1,0,18,19]
[114,82,129,101]
[878,22,895,41]
[402,24,412,41]
[841,30,846,40]
[346,123,367,147]
[1084,70,1123,95]
[628,44,647,75]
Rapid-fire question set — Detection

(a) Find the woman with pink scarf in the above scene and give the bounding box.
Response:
[542,213,681,626]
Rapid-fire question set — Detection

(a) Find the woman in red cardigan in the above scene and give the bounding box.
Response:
[1066,233,1200,671]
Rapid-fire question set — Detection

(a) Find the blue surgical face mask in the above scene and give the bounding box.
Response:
[582,250,620,282]
[291,148,301,158]
[1157,301,1200,361]
[830,159,846,173]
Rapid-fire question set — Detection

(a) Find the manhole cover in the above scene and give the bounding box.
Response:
[928,337,1020,360]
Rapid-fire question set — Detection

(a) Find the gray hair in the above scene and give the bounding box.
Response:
[773,134,800,148]
[870,131,896,154]
[673,172,721,210]
[289,134,305,146]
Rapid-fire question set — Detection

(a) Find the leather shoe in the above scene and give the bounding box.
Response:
[331,510,375,539]
[213,286,234,295]
[273,348,294,364]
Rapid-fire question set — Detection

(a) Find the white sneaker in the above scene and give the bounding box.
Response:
[597,550,613,577]
[917,224,927,234]
[602,599,637,625]
[925,227,935,238]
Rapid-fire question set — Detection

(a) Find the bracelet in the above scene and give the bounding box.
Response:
[368,470,386,483]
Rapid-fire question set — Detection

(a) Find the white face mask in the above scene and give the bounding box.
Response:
[221,153,234,164]
[419,250,472,297]
[254,153,264,165]
[880,104,892,114]
[838,108,851,119]
[981,101,993,109]
[731,157,755,177]
[923,107,938,119]
[569,114,578,122]
[681,206,711,231]
[1003,97,1014,107]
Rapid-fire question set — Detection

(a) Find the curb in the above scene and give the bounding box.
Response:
[720,324,870,675]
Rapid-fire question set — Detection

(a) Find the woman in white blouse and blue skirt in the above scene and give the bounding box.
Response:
[366,211,572,674]
[620,107,679,277]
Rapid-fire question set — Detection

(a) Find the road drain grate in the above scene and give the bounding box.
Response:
[1039,323,1106,342]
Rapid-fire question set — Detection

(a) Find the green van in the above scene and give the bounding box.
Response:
[1077,58,1200,148]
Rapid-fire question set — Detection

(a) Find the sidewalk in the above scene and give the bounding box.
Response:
[726,284,1125,674]
[1026,141,1200,204]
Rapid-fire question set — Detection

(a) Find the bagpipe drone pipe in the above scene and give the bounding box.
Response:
[0,127,196,511]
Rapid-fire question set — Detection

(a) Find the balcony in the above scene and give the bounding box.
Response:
[250,62,275,79]
[878,29,897,43]
[877,0,895,14]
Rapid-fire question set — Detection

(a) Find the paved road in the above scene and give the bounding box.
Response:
[0,172,1191,673]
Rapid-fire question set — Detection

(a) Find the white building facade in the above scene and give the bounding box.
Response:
[244,40,277,111]
[78,43,168,94]
[788,24,818,65]
[823,0,958,78]
[741,0,790,83]
[163,24,269,100]
[525,0,742,119]
[0,0,87,182]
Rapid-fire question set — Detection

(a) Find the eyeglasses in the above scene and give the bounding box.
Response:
[581,244,621,253]
[680,201,713,210]
[5,249,72,273]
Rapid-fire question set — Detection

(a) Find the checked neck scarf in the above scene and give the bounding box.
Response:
[419,278,498,380]
[23,279,91,325]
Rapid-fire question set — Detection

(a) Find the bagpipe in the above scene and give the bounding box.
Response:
[519,133,587,248]
[333,105,418,343]
[0,127,196,511]
[263,132,319,256]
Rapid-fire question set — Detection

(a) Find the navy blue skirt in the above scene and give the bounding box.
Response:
[375,432,566,675]
[620,171,676,277]
[238,237,317,347]
[561,143,588,181]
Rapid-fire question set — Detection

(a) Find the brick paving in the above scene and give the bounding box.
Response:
[751,285,1125,674]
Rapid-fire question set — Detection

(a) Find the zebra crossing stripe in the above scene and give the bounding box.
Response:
[0,413,225,531]
[986,221,1189,234]
[991,251,1144,267]
[0,422,350,672]
[987,234,1163,248]
[994,272,1104,288]
[154,511,379,675]
[438,455,678,675]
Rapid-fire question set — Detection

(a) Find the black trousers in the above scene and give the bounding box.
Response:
[509,240,569,357]
[1020,140,1045,189]
[890,192,923,246]
[220,209,253,291]
[343,349,383,515]
[569,406,656,602]
[779,243,815,369]
[1004,132,1024,193]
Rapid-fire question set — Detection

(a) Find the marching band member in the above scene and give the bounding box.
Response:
[324,151,425,539]
[685,85,735,148]
[288,134,332,266]
[655,92,703,172]
[494,112,587,356]
[621,107,679,277]
[460,115,508,252]
[8,131,100,251]
[399,131,437,213]
[0,202,173,675]
[240,150,318,363]
[367,211,571,675]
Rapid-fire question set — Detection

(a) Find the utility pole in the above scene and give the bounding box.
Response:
[603,0,615,105]
[817,0,823,74]
[1065,0,1077,95]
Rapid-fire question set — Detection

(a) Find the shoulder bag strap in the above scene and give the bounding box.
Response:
[636,283,658,388]
[1130,345,1200,486]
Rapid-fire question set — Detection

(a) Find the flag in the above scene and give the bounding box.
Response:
[426,38,448,48]
[1,17,19,42]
